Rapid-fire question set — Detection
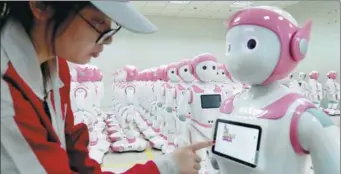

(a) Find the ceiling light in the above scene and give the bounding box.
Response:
[230,1,253,8]
[169,1,190,4]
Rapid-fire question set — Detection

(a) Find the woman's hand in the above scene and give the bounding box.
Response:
[172,141,214,174]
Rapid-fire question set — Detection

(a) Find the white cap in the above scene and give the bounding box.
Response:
[90,0,158,34]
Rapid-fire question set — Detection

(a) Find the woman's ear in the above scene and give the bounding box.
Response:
[29,1,53,21]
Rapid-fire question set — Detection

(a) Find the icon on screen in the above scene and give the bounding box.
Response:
[222,125,236,142]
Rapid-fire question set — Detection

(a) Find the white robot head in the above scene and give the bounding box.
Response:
[215,64,226,83]
[327,71,337,80]
[224,6,312,85]
[177,59,194,82]
[165,63,179,82]
[298,72,307,80]
[309,71,319,80]
[192,53,218,82]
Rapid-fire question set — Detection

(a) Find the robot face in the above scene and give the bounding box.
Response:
[215,69,226,82]
[179,65,194,82]
[298,72,306,80]
[225,25,280,85]
[195,61,218,82]
[167,68,179,82]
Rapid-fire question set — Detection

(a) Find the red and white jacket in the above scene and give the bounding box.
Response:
[1,19,177,174]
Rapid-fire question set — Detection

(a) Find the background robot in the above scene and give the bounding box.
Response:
[324,71,340,116]
[178,53,222,174]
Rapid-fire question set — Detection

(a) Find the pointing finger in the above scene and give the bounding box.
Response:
[187,141,214,151]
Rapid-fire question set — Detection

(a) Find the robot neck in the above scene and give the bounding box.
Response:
[249,82,281,98]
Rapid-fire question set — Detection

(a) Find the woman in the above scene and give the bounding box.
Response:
[0,1,213,174]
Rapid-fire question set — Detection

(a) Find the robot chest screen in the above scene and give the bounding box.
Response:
[200,94,222,109]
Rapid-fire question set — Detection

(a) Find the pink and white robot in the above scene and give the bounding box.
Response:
[148,66,169,150]
[110,65,148,153]
[161,62,181,154]
[298,72,311,97]
[324,71,340,116]
[211,6,340,174]
[308,71,323,108]
[177,53,223,174]
[174,59,195,147]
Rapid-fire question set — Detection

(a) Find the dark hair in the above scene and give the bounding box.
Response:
[0,1,90,98]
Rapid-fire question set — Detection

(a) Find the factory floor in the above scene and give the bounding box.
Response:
[101,117,340,174]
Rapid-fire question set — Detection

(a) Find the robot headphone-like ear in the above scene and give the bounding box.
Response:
[290,20,312,61]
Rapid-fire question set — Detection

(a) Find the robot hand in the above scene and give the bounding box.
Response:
[210,157,220,170]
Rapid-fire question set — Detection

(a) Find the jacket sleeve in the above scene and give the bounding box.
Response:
[1,78,73,174]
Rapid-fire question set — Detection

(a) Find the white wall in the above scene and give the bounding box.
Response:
[90,1,340,108]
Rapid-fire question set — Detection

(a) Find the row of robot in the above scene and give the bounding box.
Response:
[107,59,247,155]
[106,6,340,174]
[69,64,111,164]
[282,71,340,115]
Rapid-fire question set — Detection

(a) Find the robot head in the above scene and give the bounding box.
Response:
[215,64,226,82]
[76,66,93,83]
[192,53,218,82]
[223,64,234,82]
[177,59,194,82]
[298,72,307,80]
[224,6,312,85]
[327,71,337,80]
[156,66,166,81]
[166,63,179,82]
[309,71,319,80]
[123,65,138,81]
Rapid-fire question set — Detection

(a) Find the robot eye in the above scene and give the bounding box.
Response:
[247,39,257,50]
[171,71,174,74]
[212,66,216,70]
[184,68,188,72]
[202,66,207,70]
[222,72,225,75]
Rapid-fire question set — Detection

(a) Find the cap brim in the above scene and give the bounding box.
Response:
[91,1,158,34]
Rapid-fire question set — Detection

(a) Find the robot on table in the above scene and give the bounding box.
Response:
[211,6,340,174]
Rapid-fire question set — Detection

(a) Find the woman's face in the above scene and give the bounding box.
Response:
[55,6,112,64]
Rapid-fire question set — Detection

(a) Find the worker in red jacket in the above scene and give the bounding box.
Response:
[0,1,213,174]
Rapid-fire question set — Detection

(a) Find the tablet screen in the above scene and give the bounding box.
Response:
[212,119,261,168]
[200,94,222,109]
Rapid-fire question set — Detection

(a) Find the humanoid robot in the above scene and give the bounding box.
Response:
[216,64,234,100]
[308,71,323,108]
[174,59,195,147]
[161,62,181,154]
[148,66,169,150]
[298,72,311,97]
[211,6,340,174]
[324,71,340,116]
[111,65,148,152]
[177,53,222,174]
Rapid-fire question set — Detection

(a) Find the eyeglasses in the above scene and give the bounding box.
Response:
[76,10,121,45]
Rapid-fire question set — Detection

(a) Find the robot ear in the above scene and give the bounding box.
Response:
[290,20,312,61]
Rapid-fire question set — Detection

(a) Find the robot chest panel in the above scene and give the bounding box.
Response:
[192,93,222,110]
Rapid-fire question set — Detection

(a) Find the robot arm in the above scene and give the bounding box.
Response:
[298,109,340,174]
[177,89,191,122]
